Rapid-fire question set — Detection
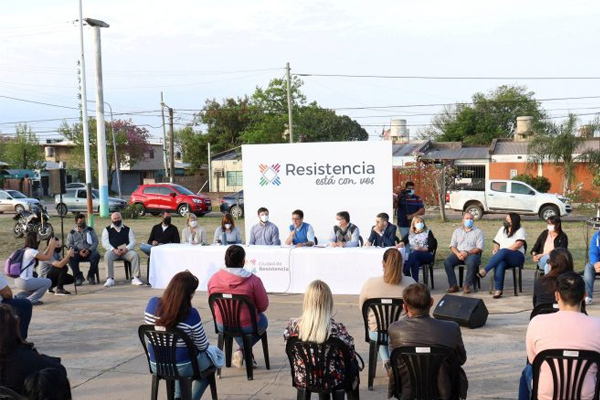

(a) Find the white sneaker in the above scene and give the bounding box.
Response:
[131,277,143,286]
[586,297,593,305]
[232,349,244,369]
[104,278,115,287]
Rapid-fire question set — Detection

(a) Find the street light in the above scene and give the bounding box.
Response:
[84,17,110,218]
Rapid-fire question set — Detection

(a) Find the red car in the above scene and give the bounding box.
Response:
[129,183,212,217]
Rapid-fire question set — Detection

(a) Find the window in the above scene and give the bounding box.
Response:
[157,186,175,196]
[148,149,155,159]
[0,191,9,200]
[490,182,507,192]
[226,171,243,187]
[512,182,533,195]
[143,186,160,195]
[77,190,87,199]
[509,169,518,178]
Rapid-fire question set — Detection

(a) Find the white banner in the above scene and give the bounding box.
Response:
[242,141,393,246]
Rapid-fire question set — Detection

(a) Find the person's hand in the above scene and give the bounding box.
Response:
[152,240,159,246]
[365,241,372,247]
[78,249,86,257]
[533,254,541,262]
[397,242,405,248]
[296,243,305,248]
[492,249,498,255]
[67,248,75,258]
[112,248,121,256]
[457,252,465,261]
[594,262,600,273]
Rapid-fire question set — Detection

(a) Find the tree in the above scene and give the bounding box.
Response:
[175,126,209,173]
[576,114,600,196]
[197,96,254,152]
[295,103,368,142]
[3,124,45,169]
[511,174,551,193]
[421,85,547,145]
[527,114,585,192]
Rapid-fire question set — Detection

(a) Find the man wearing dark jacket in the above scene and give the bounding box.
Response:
[67,213,100,285]
[388,283,468,399]
[140,211,180,256]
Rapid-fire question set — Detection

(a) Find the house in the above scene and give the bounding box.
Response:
[210,147,242,193]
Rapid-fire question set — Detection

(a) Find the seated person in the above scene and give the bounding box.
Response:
[213,213,242,245]
[182,213,207,245]
[207,245,269,368]
[284,280,360,395]
[388,283,467,400]
[140,211,180,255]
[519,272,600,400]
[365,212,398,248]
[248,207,280,245]
[0,271,32,340]
[359,248,415,374]
[479,213,526,299]
[67,213,101,285]
[583,227,600,305]
[444,212,484,294]
[145,271,222,399]
[398,217,436,282]
[328,211,360,248]
[531,215,568,275]
[22,367,72,400]
[14,233,56,306]
[533,248,573,307]
[39,238,75,296]
[285,209,315,247]
[101,212,142,287]
[0,304,68,394]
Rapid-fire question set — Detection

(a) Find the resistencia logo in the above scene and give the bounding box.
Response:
[259,163,281,186]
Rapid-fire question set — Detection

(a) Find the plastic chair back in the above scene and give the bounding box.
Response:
[208,293,260,336]
[0,387,24,400]
[530,303,559,320]
[361,298,404,344]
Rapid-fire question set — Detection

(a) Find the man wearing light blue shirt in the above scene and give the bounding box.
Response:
[249,207,281,246]
[285,209,315,247]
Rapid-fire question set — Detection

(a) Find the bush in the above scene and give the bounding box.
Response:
[121,203,142,219]
[512,174,551,193]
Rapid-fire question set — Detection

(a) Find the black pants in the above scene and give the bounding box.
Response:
[47,267,74,290]
[69,251,100,279]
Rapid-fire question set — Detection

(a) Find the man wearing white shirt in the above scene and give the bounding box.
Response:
[101,212,142,287]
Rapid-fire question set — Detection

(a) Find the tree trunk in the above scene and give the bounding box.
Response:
[438,167,447,222]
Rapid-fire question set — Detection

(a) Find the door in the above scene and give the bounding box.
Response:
[157,186,177,210]
[0,190,11,212]
[508,182,537,212]
[74,189,87,211]
[486,182,511,210]
[142,186,161,210]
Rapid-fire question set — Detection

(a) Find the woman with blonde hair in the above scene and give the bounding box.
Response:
[284,280,360,390]
[398,216,436,281]
[181,213,207,245]
[359,248,415,372]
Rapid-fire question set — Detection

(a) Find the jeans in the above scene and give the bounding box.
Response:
[399,227,410,253]
[584,262,596,299]
[518,363,533,400]
[368,331,390,362]
[140,243,153,257]
[2,298,32,339]
[47,267,74,290]
[14,277,52,304]
[444,253,481,287]
[69,250,100,279]
[151,351,213,400]
[217,312,268,349]
[536,254,550,275]
[403,251,434,282]
[483,249,525,291]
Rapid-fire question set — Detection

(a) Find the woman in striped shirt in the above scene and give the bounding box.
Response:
[144,270,213,400]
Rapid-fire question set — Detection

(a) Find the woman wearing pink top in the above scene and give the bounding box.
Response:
[207,245,269,369]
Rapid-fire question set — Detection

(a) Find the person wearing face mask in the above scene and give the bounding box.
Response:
[398,217,436,282]
[285,209,315,247]
[444,212,485,294]
[39,238,75,296]
[248,207,280,246]
[395,181,425,241]
[101,212,142,287]
[531,215,568,275]
[365,212,398,248]
[478,213,527,299]
[213,213,242,245]
[67,213,100,285]
[13,232,57,305]
[328,211,360,247]
[182,213,207,245]
[141,212,181,257]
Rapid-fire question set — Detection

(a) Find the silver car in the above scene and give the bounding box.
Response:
[55,188,127,216]
[0,190,41,213]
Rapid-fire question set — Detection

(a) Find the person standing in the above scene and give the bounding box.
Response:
[248,207,280,246]
[395,181,425,240]
[140,211,180,255]
[101,212,142,287]
[67,213,100,285]
[285,209,315,247]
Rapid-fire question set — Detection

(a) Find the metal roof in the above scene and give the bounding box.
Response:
[423,147,489,160]
[213,150,240,161]
[392,142,428,157]
[493,141,529,155]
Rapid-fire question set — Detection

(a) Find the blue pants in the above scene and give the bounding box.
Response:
[217,312,268,350]
[444,253,481,287]
[140,243,153,256]
[584,263,596,299]
[151,351,213,400]
[3,298,32,339]
[368,331,390,362]
[536,254,550,275]
[483,249,525,291]
[403,251,434,282]
[518,363,533,400]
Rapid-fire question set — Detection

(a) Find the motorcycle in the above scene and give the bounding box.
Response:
[13,204,54,240]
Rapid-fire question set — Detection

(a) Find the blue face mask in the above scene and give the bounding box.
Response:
[408,189,415,196]
[415,222,424,231]
[464,219,474,229]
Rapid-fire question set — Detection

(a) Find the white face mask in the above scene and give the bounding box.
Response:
[224,223,232,229]
[189,220,198,228]
[260,214,269,223]
[547,224,555,232]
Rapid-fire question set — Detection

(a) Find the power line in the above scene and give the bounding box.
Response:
[0,95,79,110]
[296,73,600,81]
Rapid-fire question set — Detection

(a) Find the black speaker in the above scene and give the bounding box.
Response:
[49,169,66,195]
[433,294,488,329]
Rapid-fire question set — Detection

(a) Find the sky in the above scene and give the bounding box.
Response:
[2,0,600,142]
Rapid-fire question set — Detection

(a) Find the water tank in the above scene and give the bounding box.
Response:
[515,116,533,141]
[390,119,408,139]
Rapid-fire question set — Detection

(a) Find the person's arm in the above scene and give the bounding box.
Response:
[51,249,74,269]
[385,225,397,247]
[188,309,209,351]
[147,226,156,245]
[90,229,99,252]
[212,227,219,244]
[560,232,568,249]
[454,324,467,365]
[272,225,281,246]
[0,274,12,299]
[285,226,295,246]
[591,233,600,265]
[200,229,207,245]
[345,227,360,247]
[358,281,369,312]
[408,197,425,219]
[248,226,256,245]
[526,319,537,364]
[328,228,337,246]
[366,228,376,247]
[531,232,544,256]
[127,229,136,251]
[473,229,485,254]
[67,232,75,250]
[35,241,58,262]
[235,227,242,244]
[173,227,180,244]
[253,277,269,313]
[102,228,113,251]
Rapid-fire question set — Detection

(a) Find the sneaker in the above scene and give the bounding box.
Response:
[75,276,84,286]
[32,301,44,306]
[131,277,143,286]
[586,297,593,305]
[87,276,96,285]
[55,288,72,296]
[232,349,244,368]
[104,278,115,287]
[48,287,55,294]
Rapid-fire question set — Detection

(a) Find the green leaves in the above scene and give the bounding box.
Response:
[3,124,45,170]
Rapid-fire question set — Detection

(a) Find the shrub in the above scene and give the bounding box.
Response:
[121,203,142,219]
[512,174,551,193]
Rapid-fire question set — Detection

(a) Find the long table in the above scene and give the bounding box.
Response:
[149,244,395,295]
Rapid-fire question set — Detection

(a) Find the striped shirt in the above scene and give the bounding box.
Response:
[144,297,209,363]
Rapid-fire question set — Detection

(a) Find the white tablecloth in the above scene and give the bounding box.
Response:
[149,244,397,295]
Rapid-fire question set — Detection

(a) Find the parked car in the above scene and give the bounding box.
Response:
[0,190,41,214]
[129,183,212,217]
[55,188,127,216]
[66,182,86,189]
[446,179,572,221]
[220,190,244,218]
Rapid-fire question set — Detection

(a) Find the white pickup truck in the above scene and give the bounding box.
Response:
[447,179,572,220]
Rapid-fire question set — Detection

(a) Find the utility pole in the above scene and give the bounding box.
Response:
[286,61,293,143]
[169,107,175,182]
[160,92,169,181]
[78,0,94,227]
[207,142,212,192]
